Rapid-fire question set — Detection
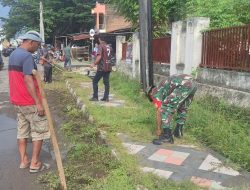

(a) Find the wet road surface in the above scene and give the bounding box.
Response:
[0,57,51,190]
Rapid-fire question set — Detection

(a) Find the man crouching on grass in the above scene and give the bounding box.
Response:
[146,74,197,145]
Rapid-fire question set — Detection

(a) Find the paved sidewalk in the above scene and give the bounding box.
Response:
[80,81,125,107]
[72,66,250,190]
[119,133,250,189]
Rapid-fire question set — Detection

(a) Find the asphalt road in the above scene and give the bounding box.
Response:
[0,56,51,190]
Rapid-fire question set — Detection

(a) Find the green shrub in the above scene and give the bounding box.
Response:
[187,96,250,171]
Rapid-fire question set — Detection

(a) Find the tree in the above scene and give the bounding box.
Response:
[106,0,250,36]
[0,0,97,42]
[232,0,250,25]
[0,0,40,39]
[186,0,250,28]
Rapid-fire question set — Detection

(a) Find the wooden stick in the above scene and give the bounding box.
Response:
[32,69,67,190]
[50,61,64,72]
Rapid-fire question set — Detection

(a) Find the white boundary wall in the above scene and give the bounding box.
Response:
[170,17,210,75]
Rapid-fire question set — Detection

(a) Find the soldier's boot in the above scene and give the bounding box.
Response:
[152,128,174,145]
[173,124,183,138]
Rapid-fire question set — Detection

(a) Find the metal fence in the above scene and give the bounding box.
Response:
[122,43,127,60]
[121,36,171,63]
[201,25,250,72]
[152,37,171,63]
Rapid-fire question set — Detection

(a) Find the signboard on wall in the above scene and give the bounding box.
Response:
[126,43,133,64]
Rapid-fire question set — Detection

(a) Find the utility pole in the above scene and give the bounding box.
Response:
[40,1,45,43]
[139,0,153,91]
[147,0,153,87]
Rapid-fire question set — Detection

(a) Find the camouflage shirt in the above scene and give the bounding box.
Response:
[151,74,197,128]
[151,74,196,108]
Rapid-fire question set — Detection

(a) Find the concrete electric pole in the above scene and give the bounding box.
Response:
[139,0,153,91]
[40,1,45,43]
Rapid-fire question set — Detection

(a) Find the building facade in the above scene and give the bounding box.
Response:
[91,2,132,33]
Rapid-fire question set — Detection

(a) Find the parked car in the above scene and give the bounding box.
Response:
[0,52,4,70]
[2,47,15,57]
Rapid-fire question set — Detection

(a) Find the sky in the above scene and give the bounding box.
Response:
[0,4,10,27]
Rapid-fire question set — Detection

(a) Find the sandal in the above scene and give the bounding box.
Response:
[19,161,31,169]
[29,162,50,173]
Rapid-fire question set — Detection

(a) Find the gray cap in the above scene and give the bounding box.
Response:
[19,30,43,42]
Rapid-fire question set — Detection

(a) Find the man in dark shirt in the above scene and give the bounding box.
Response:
[40,44,52,83]
[63,44,73,71]
[90,34,112,102]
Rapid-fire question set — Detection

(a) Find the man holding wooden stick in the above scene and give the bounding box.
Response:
[8,30,50,173]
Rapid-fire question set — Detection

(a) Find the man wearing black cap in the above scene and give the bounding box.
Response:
[8,30,50,173]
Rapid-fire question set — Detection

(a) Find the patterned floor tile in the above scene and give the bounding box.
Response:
[199,154,240,176]
[122,143,145,155]
[147,153,166,162]
[80,82,125,107]
[98,102,124,107]
[148,149,189,165]
[177,144,198,148]
[191,176,225,189]
[141,167,173,179]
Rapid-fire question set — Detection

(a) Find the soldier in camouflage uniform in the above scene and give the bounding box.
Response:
[146,74,197,145]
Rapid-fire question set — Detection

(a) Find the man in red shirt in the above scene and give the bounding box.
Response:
[8,31,50,173]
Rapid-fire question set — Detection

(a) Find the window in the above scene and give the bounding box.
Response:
[99,13,104,29]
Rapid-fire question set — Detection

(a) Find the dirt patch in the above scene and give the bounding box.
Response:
[45,88,74,156]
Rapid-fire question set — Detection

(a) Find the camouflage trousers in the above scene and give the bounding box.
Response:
[161,85,197,129]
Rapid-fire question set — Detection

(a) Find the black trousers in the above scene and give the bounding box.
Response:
[44,63,52,83]
[92,71,110,99]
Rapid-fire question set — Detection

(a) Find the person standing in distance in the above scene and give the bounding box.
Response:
[40,44,52,83]
[63,43,73,71]
[8,30,50,173]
